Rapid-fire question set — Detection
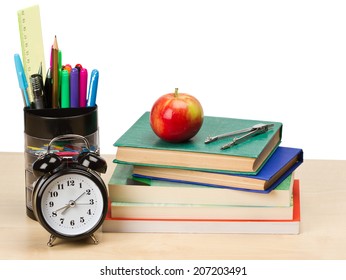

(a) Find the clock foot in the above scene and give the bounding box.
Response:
[90,234,99,244]
[47,234,57,247]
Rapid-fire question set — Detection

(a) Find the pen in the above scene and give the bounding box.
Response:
[38,62,42,76]
[52,36,59,108]
[30,74,45,109]
[75,63,83,71]
[63,64,72,74]
[14,54,30,107]
[79,67,88,107]
[50,44,53,69]
[70,68,79,108]
[58,50,62,71]
[44,68,53,108]
[87,69,99,107]
[60,69,70,108]
[58,49,62,97]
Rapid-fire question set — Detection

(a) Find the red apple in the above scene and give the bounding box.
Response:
[150,88,204,143]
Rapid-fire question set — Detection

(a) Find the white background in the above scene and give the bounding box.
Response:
[1,260,345,279]
[1,0,346,159]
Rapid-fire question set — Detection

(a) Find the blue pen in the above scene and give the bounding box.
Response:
[87,69,99,107]
[14,54,30,107]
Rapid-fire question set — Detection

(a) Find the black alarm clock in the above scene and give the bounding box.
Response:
[32,134,108,247]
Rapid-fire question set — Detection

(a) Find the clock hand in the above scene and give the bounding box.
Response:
[61,204,72,215]
[52,204,69,215]
[74,202,91,205]
[73,191,86,202]
[61,191,86,214]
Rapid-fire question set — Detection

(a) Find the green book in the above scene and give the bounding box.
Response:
[113,112,282,174]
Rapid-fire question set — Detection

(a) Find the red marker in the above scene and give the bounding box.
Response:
[75,63,83,71]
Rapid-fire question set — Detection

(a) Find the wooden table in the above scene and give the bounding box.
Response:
[1,152,345,260]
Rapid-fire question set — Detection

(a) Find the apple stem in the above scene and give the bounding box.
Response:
[174,88,179,97]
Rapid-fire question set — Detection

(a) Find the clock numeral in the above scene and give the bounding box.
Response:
[60,218,64,224]
[50,191,58,198]
[70,220,75,226]
[79,182,83,188]
[52,211,57,217]
[67,180,75,187]
[57,183,64,190]
[86,189,91,195]
[49,201,54,207]
[87,209,92,215]
[89,199,95,205]
[80,217,85,223]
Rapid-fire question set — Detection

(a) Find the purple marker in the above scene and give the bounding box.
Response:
[70,68,79,108]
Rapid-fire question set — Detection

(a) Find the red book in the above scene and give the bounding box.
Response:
[102,180,301,234]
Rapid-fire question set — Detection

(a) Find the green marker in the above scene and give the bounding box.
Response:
[61,69,70,108]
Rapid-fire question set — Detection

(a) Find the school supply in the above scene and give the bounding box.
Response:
[113,112,283,174]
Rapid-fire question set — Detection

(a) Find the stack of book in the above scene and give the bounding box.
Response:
[103,112,303,234]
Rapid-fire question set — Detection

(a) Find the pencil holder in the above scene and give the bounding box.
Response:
[23,106,99,220]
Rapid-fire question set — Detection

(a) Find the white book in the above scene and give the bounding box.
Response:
[108,164,294,207]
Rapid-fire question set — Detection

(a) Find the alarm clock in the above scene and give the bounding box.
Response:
[32,134,108,247]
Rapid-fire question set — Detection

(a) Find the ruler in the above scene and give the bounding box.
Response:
[17,5,46,102]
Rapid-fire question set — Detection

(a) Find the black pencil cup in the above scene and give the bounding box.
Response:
[24,106,99,220]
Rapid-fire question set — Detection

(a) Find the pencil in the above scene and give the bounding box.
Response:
[52,36,59,108]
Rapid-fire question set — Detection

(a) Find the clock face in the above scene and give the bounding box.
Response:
[37,171,106,238]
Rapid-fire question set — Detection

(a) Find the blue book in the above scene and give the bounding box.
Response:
[132,146,303,194]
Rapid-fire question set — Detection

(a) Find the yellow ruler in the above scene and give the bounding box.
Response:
[17,5,46,102]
